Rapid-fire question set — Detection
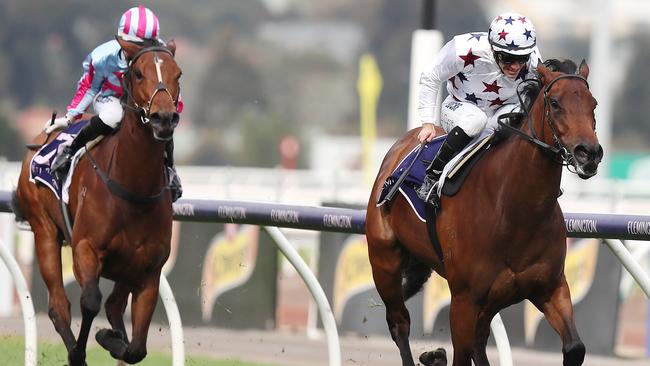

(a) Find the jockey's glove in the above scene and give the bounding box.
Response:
[43,113,73,134]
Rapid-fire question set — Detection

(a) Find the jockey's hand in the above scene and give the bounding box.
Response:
[43,114,72,134]
[418,123,438,143]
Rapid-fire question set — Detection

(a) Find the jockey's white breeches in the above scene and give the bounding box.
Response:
[439,95,519,137]
[94,95,124,129]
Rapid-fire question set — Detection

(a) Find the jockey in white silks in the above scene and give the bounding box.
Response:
[417,12,542,203]
[44,5,184,201]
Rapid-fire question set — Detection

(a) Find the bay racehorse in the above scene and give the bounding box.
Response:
[14,38,181,365]
[366,60,602,366]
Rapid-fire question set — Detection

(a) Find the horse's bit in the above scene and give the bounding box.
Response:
[122,45,179,124]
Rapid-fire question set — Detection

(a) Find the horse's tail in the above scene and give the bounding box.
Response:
[402,253,433,301]
[10,190,26,222]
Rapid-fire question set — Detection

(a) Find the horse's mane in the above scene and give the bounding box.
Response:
[493,58,578,142]
[519,59,578,117]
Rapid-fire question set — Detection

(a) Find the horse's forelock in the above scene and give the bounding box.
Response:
[543,59,578,74]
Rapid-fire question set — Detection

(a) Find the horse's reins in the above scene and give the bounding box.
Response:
[121,45,179,124]
[498,73,590,169]
[87,45,177,205]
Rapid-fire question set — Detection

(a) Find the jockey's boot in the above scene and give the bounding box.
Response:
[417,126,473,204]
[51,116,113,179]
[165,139,183,202]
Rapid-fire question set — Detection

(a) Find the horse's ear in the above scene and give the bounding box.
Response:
[578,59,589,79]
[165,39,176,56]
[536,59,553,84]
[116,37,143,61]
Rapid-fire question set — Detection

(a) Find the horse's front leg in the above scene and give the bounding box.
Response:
[96,282,130,359]
[533,275,585,366]
[70,239,103,366]
[449,294,479,366]
[122,273,161,364]
[368,240,416,366]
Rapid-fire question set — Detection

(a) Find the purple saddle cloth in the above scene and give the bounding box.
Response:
[376,134,446,221]
[29,120,90,199]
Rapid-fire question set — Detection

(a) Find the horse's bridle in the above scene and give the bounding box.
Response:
[121,45,179,124]
[498,73,590,168]
[85,45,180,205]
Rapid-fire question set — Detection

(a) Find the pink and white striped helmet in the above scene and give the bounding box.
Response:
[117,6,160,42]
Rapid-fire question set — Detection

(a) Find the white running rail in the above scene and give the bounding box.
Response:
[0,239,37,366]
[265,226,341,366]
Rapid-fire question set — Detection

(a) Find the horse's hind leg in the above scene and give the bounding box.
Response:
[470,310,495,366]
[69,239,103,366]
[96,282,130,359]
[369,240,416,366]
[122,274,161,364]
[33,227,77,353]
[533,276,585,366]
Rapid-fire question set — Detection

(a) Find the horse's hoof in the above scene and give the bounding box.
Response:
[96,328,128,360]
[419,347,447,366]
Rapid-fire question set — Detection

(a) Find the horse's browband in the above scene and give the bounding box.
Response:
[543,74,589,96]
[130,46,173,65]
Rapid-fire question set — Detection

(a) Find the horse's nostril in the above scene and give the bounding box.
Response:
[574,143,603,164]
[149,112,177,125]
[574,145,589,161]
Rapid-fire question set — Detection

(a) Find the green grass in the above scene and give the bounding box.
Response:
[0,335,275,366]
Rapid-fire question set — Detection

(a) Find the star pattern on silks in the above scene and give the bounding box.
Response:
[449,72,468,89]
[449,76,457,89]
[518,16,527,24]
[506,40,519,50]
[516,66,528,81]
[483,80,502,94]
[495,15,503,22]
[504,16,515,25]
[465,93,482,105]
[459,49,480,67]
[498,30,508,40]
[490,97,506,107]
[467,33,482,41]
[523,29,533,40]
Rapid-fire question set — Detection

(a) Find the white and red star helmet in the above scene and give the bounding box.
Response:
[117,6,160,43]
[488,12,536,55]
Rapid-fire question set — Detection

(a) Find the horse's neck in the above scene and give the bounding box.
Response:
[109,113,166,189]
[495,115,563,216]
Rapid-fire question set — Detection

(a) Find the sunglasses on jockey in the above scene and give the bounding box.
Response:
[494,51,530,65]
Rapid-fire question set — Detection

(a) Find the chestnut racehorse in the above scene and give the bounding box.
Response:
[366,60,602,366]
[14,38,181,365]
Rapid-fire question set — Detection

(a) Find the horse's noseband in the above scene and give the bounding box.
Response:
[123,46,179,124]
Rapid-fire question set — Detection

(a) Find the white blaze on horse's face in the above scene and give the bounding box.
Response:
[154,54,164,83]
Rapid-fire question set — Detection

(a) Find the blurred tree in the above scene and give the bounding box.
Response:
[194,30,267,130]
[0,114,24,160]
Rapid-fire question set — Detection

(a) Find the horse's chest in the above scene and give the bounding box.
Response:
[102,235,170,280]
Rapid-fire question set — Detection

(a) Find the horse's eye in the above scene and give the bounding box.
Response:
[549,98,561,110]
[133,69,143,80]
